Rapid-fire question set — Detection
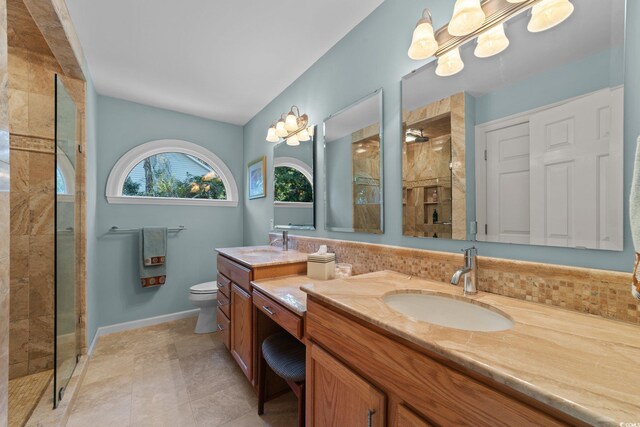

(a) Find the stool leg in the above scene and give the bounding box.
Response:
[258,350,266,415]
[297,382,305,427]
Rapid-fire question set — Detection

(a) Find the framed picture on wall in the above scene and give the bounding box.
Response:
[248,156,266,199]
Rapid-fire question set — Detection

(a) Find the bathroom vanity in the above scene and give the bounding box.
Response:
[215,246,308,388]
[301,271,640,426]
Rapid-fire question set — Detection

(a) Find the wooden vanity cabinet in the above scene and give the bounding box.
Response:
[308,343,386,427]
[231,284,253,381]
[305,298,581,427]
[216,253,306,389]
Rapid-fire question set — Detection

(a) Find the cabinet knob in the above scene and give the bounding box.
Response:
[217,324,224,331]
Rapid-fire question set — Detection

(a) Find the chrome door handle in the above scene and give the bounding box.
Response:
[367,409,375,427]
[262,306,275,316]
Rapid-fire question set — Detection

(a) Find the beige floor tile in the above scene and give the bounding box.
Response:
[174,334,218,359]
[130,401,195,427]
[83,353,135,385]
[190,383,256,427]
[132,359,190,415]
[72,372,133,413]
[133,341,178,365]
[67,393,132,427]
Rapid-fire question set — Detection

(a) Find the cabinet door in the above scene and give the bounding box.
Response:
[231,283,253,383]
[308,344,386,426]
[395,404,433,427]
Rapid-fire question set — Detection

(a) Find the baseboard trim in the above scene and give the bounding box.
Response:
[87,309,199,356]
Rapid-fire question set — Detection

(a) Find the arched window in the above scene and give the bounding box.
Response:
[106,140,238,206]
[273,157,313,207]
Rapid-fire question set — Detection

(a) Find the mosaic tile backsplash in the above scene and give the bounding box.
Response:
[270,234,639,325]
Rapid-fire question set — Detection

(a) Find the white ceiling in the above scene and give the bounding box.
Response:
[65,0,384,125]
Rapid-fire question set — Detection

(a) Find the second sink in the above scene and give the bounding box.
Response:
[383,292,513,332]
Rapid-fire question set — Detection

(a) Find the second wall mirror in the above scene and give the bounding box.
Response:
[273,126,316,230]
[324,89,383,234]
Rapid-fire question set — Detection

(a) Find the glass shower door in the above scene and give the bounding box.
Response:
[54,75,78,407]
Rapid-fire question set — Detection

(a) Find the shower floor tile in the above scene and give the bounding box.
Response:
[68,316,298,427]
[8,369,53,427]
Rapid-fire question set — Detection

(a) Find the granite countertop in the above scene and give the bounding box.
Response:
[301,270,640,426]
[216,245,308,268]
[251,274,326,315]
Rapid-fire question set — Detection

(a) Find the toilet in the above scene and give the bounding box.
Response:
[189,281,218,334]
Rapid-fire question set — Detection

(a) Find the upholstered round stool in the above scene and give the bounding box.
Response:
[258,331,306,426]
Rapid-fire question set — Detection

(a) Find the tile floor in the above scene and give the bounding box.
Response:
[67,317,298,427]
[8,369,52,427]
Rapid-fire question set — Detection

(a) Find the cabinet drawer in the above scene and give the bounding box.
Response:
[216,308,230,350]
[216,274,230,298]
[218,289,231,318]
[217,254,252,292]
[253,290,303,340]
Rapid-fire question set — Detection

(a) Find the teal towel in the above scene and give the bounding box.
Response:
[139,227,167,287]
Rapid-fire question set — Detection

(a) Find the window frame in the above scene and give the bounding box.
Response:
[273,157,314,208]
[106,139,239,207]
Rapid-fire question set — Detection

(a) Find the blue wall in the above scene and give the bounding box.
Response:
[243,0,640,272]
[89,96,244,340]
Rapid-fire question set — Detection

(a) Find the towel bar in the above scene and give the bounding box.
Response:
[109,226,186,233]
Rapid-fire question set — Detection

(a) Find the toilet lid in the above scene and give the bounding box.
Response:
[190,281,218,294]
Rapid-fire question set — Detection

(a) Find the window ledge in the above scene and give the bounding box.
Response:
[274,201,313,208]
[107,195,238,207]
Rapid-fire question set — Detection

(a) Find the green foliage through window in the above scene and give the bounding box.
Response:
[274,166,312,202]
[122,153,227,199]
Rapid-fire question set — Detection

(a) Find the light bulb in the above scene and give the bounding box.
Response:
[297,128,310,142]
[474,24,510,58]
[285,111,298,131]
[435,48,464,77]
[448,0,485,37]
[275,119,288,137]
[528,0,574,33]
[307,127,314,137]
[266,126,279,142]
[286,134,300,146]
[408,9,438,60]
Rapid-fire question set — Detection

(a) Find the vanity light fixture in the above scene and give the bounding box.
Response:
[266,105,313,146]
[407,0,576,78]
[527,0,574,33]
[408,9,439,60]
[474,23,510,58]
[448,0,486,36]
[436,48,464,77]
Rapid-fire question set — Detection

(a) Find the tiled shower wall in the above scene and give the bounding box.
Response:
[7,47,58,379]
[0,0,10,423]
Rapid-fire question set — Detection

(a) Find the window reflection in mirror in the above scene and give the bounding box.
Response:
[325,89,383,234]
[401,1,625,251]
[273,127,316,230]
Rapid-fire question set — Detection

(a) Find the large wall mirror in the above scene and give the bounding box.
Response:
[324,89,383,234]
[402,0,625,251]
[273,126,316,230]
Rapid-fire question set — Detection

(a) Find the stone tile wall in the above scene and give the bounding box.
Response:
[0,0,10,424]
[7,47,57,379]
[273,234,640,325]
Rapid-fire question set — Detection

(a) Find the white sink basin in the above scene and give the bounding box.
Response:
[383,292,513,332]
[240,248,284,256]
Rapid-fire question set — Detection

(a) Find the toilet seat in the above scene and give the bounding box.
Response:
[190,281,218,295]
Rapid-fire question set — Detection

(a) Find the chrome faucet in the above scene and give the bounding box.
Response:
[269,230,289,251]
[451,246,478,295]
